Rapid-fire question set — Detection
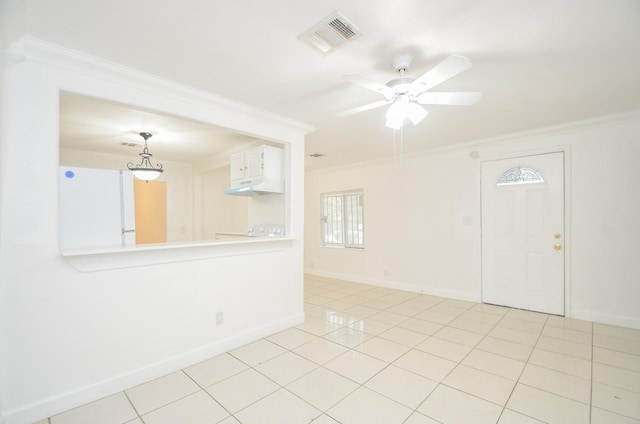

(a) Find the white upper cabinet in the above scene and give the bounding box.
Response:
[229,145,283,191]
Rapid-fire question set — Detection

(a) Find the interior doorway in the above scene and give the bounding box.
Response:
[481,152,565,315]
[134,180,167,244]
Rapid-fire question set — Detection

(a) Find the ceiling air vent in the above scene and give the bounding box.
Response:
[298,12,361,54]
[309,153,325,158]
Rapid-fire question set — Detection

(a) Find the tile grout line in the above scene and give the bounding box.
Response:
[324,289,434,423]
[250,347,327,420]
[128,370,221,422]
[180,367,239,423]
[396,301,487,422]
[315,284,513,421]
[495,310,550,423]
[229,331,362,422]
[321,287,505,423]
[308,279,640,423]
[519,322,596,385]
[227,349,310,422]
[411,304,517,422]
[305,286,438,422]
[122,390,144,424]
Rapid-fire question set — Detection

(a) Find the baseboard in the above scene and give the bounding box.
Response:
[570,309,640,330]
[3,313,305,424]
[305,269,480,303]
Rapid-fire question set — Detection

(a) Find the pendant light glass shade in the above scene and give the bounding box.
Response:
[130,167,162,181]
[127,132,163,181]
[385,94,428,130]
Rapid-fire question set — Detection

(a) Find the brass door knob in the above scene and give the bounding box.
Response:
[554,233,562,239]
[554,243,562,250]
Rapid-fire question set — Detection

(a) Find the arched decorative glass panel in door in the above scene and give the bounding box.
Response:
[496,166,544,186]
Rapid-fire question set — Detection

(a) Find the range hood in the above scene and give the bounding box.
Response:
[225,145,284,197]
[224,177,283,197]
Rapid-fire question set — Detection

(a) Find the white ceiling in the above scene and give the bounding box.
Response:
[58,93,263,164]
[4,0,640,170]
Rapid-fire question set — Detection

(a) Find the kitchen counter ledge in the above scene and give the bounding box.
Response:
[60,236,293,272]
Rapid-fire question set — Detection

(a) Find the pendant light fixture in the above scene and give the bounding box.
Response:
[127,132,163,181]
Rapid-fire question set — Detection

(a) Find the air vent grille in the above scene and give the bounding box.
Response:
[121,142,140,147]
[298,12,361,54]
[309,153,325,158]
[328,18,357,39]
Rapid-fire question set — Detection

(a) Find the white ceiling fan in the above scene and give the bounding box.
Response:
[339,54,481,129]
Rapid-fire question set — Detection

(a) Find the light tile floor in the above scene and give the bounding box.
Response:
[40,275,640,424]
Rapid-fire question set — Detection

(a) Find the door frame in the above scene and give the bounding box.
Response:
[479,146,572,316]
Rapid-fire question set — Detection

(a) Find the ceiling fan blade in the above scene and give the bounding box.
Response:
[343,73,394,99]
[337,99,392,117]
[417,91,482,106]
[410,55,473,95]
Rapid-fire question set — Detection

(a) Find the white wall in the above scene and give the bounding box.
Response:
[305,112,640,330]
[0,17,6,424]
[198,166,249,239]
[0,38,310,424]
[306,149,480,300]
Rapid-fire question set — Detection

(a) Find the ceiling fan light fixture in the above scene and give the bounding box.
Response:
[127,132,163,182]
[407,102,428,125]
[339,53,479,130]
[385,116,403,130]
[385,96,427,129]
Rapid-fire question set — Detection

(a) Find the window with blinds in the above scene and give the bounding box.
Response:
[321,190,364,248]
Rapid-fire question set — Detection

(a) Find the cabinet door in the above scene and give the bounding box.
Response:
[244,148,263,179]
[230,153,246,182]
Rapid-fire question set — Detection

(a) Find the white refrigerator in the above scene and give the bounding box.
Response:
[59,166,136,250]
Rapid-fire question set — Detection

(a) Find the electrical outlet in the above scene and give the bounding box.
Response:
[216,312,224,326]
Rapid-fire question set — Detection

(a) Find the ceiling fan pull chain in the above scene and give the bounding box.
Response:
[393,129,398,169]
[400,126,404,169]
[392,127,405,170]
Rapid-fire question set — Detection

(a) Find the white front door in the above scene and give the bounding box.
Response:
[481,152,565,315]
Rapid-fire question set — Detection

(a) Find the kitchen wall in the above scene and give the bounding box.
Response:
[305,112,640,330]
[0,38,310,424]
[197,166,249,239]
[59,149,252,242]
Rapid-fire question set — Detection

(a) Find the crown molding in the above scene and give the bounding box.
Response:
[5,37,316,138]
[306,109,640,174]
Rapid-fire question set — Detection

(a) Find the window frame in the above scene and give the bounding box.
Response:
[496,166,545,186]
[320,189,365,249]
